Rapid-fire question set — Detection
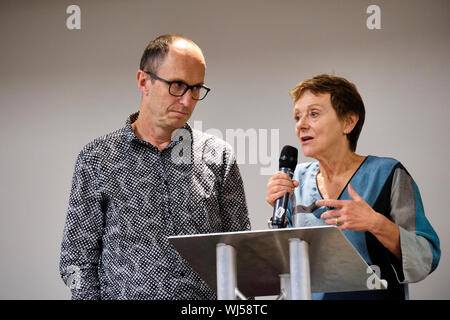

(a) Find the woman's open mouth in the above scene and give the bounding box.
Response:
[300,136,314,144]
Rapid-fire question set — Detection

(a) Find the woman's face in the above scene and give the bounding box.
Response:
[293,91,350,159]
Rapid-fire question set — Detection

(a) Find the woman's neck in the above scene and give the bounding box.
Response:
[317,151,365,182]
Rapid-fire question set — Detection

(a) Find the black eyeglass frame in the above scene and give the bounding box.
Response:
[143,70,211,101]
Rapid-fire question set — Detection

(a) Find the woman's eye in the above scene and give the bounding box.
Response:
[310,111,318,117]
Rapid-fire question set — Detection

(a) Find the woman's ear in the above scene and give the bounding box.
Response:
[344,113,359,134]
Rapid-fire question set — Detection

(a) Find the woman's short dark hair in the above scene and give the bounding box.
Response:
[290,74,366,152]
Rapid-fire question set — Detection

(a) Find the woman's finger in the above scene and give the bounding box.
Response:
[320,209,340,220]
[266,190,291,206]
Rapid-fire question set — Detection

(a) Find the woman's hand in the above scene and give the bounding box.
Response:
[316,183,379,232]
[316,183,402,260]
[266,171,299,207]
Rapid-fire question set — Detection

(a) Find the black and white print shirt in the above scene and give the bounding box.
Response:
[60,112,251,300]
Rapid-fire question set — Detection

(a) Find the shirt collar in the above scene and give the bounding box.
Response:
[123,111,193,149]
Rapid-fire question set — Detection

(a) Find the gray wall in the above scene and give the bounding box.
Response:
[0,0,448,299]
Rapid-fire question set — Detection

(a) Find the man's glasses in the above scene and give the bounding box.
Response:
[144,71,211,101]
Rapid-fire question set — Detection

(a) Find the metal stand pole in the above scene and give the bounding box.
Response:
[216,243,237,300]
[293,212,303,228]
[278,274,291,300]
[289,238,311,300]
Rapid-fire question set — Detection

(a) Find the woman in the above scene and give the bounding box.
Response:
[266,74,440,299]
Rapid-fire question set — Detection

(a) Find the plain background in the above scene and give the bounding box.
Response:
[0,0,448,299]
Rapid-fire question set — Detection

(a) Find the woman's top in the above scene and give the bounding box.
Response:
[286,155,440,299]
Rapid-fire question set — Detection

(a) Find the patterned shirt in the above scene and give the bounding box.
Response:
[59,112,251,300]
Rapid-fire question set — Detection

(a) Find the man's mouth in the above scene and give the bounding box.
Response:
[170,110,188,116]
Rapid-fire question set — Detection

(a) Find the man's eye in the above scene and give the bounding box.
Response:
[173,82,186,89]
[294,115,300,122]
[311,111,318,117]
[191,86,201,92]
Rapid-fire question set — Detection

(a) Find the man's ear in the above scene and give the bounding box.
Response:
[136,70,150,95]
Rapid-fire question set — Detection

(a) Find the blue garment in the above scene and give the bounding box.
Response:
[286,155,440,300]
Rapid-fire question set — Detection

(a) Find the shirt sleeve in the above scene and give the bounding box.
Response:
[389,166,441,283]
[218,147,251,232]
[59,150,105,300]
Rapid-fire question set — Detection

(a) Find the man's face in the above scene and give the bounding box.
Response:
[142,40,206,132]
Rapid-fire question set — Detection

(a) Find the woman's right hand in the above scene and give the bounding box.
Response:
[266,171,299,207]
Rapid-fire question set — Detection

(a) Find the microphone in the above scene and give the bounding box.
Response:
[271,145,298,228]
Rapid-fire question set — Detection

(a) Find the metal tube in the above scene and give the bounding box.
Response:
[293,212,302,228]
[278,273,291,300]
[289,238,311,300]
[216,243,237,300]
[235,288,247,300]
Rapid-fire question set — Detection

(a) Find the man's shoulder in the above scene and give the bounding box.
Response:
[190,129,237,167]
[192,129,232,150]
[78,127,129,160]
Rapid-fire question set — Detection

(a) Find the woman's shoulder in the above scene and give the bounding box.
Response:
[362,155,409,177]
[365,155,399,165]
[293,161,320,183]
[294,160,319,174]
[364,155,405,168]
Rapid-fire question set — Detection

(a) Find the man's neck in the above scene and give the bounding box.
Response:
[131,115,174,151]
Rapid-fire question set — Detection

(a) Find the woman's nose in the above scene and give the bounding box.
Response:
[297,116,309,130]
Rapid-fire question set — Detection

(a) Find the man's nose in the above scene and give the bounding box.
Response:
[178,89,195,106]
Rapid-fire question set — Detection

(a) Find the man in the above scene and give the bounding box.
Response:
[60,34,251,300]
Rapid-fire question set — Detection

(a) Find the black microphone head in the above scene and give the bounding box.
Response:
[279,145,298,171]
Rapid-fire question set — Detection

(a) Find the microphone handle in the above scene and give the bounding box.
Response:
[271,167,294,228]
